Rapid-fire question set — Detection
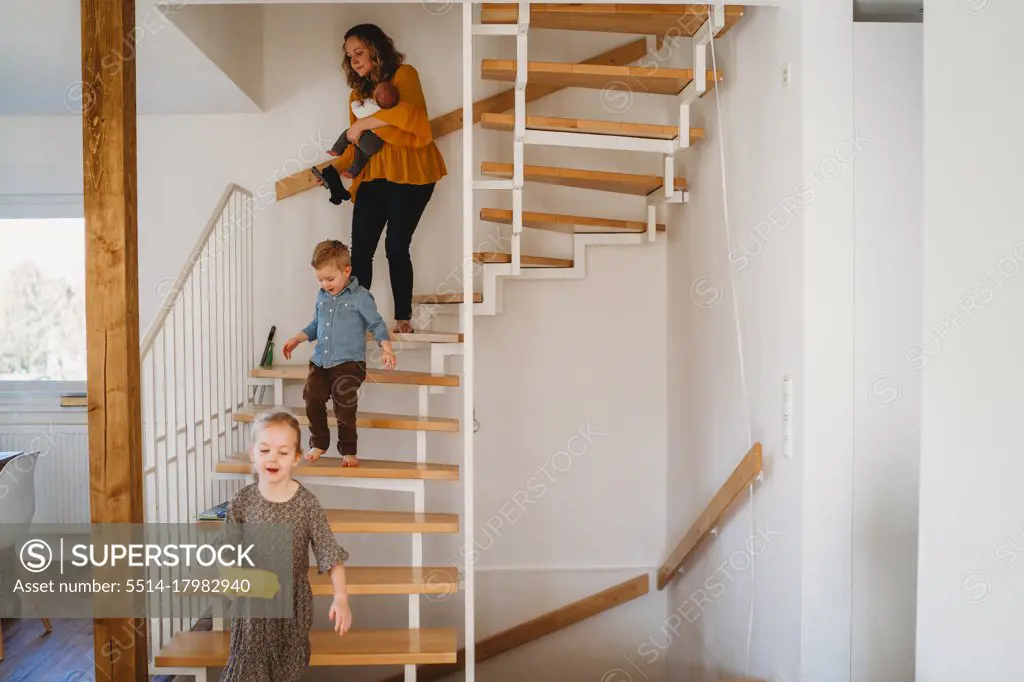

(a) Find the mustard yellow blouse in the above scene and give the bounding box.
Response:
[342,64,447,202]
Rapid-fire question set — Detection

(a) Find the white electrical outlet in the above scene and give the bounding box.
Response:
[782,63,792,88]
[782,376,793,459]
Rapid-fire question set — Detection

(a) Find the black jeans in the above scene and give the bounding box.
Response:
[350,179,436,321]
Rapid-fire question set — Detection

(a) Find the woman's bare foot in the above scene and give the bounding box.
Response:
[342,455,359,467]
[393,320,414,334]
[305,448,326,463]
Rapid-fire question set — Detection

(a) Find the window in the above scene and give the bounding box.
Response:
[0,218,86,382]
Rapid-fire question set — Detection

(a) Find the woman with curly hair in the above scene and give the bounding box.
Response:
[334,24,446,335]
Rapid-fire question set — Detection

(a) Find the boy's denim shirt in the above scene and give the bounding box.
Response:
[302,277,389,367]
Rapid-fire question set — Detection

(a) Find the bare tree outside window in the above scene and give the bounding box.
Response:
[0,219,86,381]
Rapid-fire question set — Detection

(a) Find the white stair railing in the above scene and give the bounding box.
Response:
[139,183,255,659]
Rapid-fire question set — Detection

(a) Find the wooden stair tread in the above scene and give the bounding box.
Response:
[480,207,666,234]
[481,161,685,196]
[481,112,703,143]
[322,509,460,533]
[480,4,745,37]
[311,566,459,596]
[473,252,573,268]
[197,508,460,533]
[481,60,722,96]
[217,452,459,481]
[413,293,483,305]
[368,331,464,344]
[233,405,459,433]
[154,629,458,667]
[252,365,460,387]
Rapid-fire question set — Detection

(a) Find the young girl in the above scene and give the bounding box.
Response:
[220,411,352,682]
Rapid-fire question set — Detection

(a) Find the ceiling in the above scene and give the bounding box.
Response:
[0,0,262,116]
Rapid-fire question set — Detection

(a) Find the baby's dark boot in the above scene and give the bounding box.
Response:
[312,164,350,205]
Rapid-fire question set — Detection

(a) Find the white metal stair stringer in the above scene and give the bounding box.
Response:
[423,231,649,319]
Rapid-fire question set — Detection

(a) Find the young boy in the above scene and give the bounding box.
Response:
[282,240,396,467]
[315,81,400,204]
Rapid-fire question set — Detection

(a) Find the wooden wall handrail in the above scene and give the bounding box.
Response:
[380,574,649,682]
[657,443,763,590]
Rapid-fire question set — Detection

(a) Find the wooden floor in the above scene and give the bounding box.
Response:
[0,618,195,681]
[0,618,92,682]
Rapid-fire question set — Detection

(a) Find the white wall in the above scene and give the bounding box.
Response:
[918,1,1024,678]
[1,4,670,679]
[666,5,805,681]
[851,22,921,682]
[800,0,857,678]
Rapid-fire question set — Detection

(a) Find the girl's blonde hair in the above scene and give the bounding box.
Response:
[251,411,303,453]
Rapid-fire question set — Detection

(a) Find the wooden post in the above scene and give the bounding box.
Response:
[81,0,148,679]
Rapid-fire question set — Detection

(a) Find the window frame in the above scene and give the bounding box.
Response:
[0,194,84,220]
[0,195,88,397]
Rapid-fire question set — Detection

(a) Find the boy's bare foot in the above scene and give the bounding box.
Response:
[342,455,359,467]
[305,448,326,463]
[393,320,414,334]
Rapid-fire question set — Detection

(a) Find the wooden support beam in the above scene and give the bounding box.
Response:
[274,38,651,203]
[81,0,148,679]
[380,574,649,682]
[657,443,763,590]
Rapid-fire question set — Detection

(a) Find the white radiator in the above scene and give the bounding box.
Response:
[0,424,90,524]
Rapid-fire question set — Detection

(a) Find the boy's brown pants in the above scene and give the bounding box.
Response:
[303,361,366,456]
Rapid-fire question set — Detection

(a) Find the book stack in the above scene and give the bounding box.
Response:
[197,501,229,522]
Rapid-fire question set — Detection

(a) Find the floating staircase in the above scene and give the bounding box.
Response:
[147,5,746,682]
[413,1,734,321]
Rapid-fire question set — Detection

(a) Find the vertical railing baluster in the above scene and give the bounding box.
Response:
[138,186,255,653]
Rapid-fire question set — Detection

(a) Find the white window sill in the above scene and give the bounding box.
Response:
[0,381,88,413]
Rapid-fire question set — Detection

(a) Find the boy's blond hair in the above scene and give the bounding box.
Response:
[311,239,351,271]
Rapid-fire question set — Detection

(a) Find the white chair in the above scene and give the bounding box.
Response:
[0,452,52,662]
